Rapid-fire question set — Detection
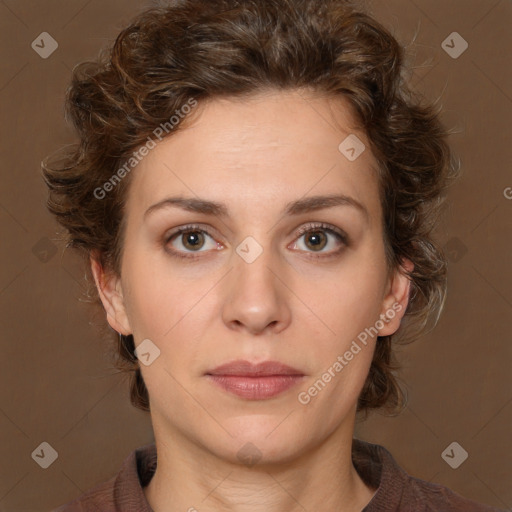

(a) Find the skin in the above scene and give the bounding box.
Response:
[91,89,413,512]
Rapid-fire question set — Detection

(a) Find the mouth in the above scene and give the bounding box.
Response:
[205,360,305,400]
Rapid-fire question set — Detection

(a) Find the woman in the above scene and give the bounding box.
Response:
[43,0,503,510]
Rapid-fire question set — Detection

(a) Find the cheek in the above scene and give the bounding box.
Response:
[296,271,382,414]
[122,250,216,343]
[293,253,387,348]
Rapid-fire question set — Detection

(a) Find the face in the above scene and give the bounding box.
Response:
[92,90,411,464]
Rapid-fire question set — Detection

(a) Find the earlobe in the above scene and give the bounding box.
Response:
[378,258,414,337]
[89,253,132,335]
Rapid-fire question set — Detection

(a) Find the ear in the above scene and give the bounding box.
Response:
[90,252,132,335]
[377,257,414,336]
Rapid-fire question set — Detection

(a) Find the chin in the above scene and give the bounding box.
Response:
[207,416,312,466]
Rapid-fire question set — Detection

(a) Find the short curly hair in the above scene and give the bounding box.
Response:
[42,0,457,416]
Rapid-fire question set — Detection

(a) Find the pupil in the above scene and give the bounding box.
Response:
[185,232,202,248]
[307,231,325,250]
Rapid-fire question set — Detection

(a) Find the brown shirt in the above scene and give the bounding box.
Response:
[53,438,504,511]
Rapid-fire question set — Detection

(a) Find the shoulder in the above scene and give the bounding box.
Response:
[51,443,157,512]
[403,475,505,511]
[352,439,505,512]
[51,475,117,512]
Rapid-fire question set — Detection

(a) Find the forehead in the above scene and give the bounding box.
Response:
[125,90,381,223]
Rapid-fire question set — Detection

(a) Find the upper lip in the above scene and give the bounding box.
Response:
[206,360,304,377]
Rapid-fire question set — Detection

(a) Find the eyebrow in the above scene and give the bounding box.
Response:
[144,194,369,221]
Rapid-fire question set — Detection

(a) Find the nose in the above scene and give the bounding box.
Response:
[221,242,292,336]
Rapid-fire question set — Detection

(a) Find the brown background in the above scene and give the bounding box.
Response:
[0,0,510,510]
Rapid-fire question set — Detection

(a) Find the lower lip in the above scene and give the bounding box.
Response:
[206,375,304,400]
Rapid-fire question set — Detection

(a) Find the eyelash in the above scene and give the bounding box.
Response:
[164,222,348,260]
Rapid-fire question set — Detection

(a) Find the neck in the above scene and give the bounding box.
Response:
[143,413,377,512]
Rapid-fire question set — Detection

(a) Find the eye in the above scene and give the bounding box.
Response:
[290,222,347,257]
[164,222,348,261]
[165,224,221,259]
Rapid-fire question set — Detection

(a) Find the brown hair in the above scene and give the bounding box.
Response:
[42,0,457,417]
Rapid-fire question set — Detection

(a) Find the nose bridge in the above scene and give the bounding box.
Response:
[232,232,280,297]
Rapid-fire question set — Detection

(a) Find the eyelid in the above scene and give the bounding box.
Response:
[294,222,349,245]
[165,223,221,243]
[165,222,348,243]
[164,223,221,260]
[164,221,348,259]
